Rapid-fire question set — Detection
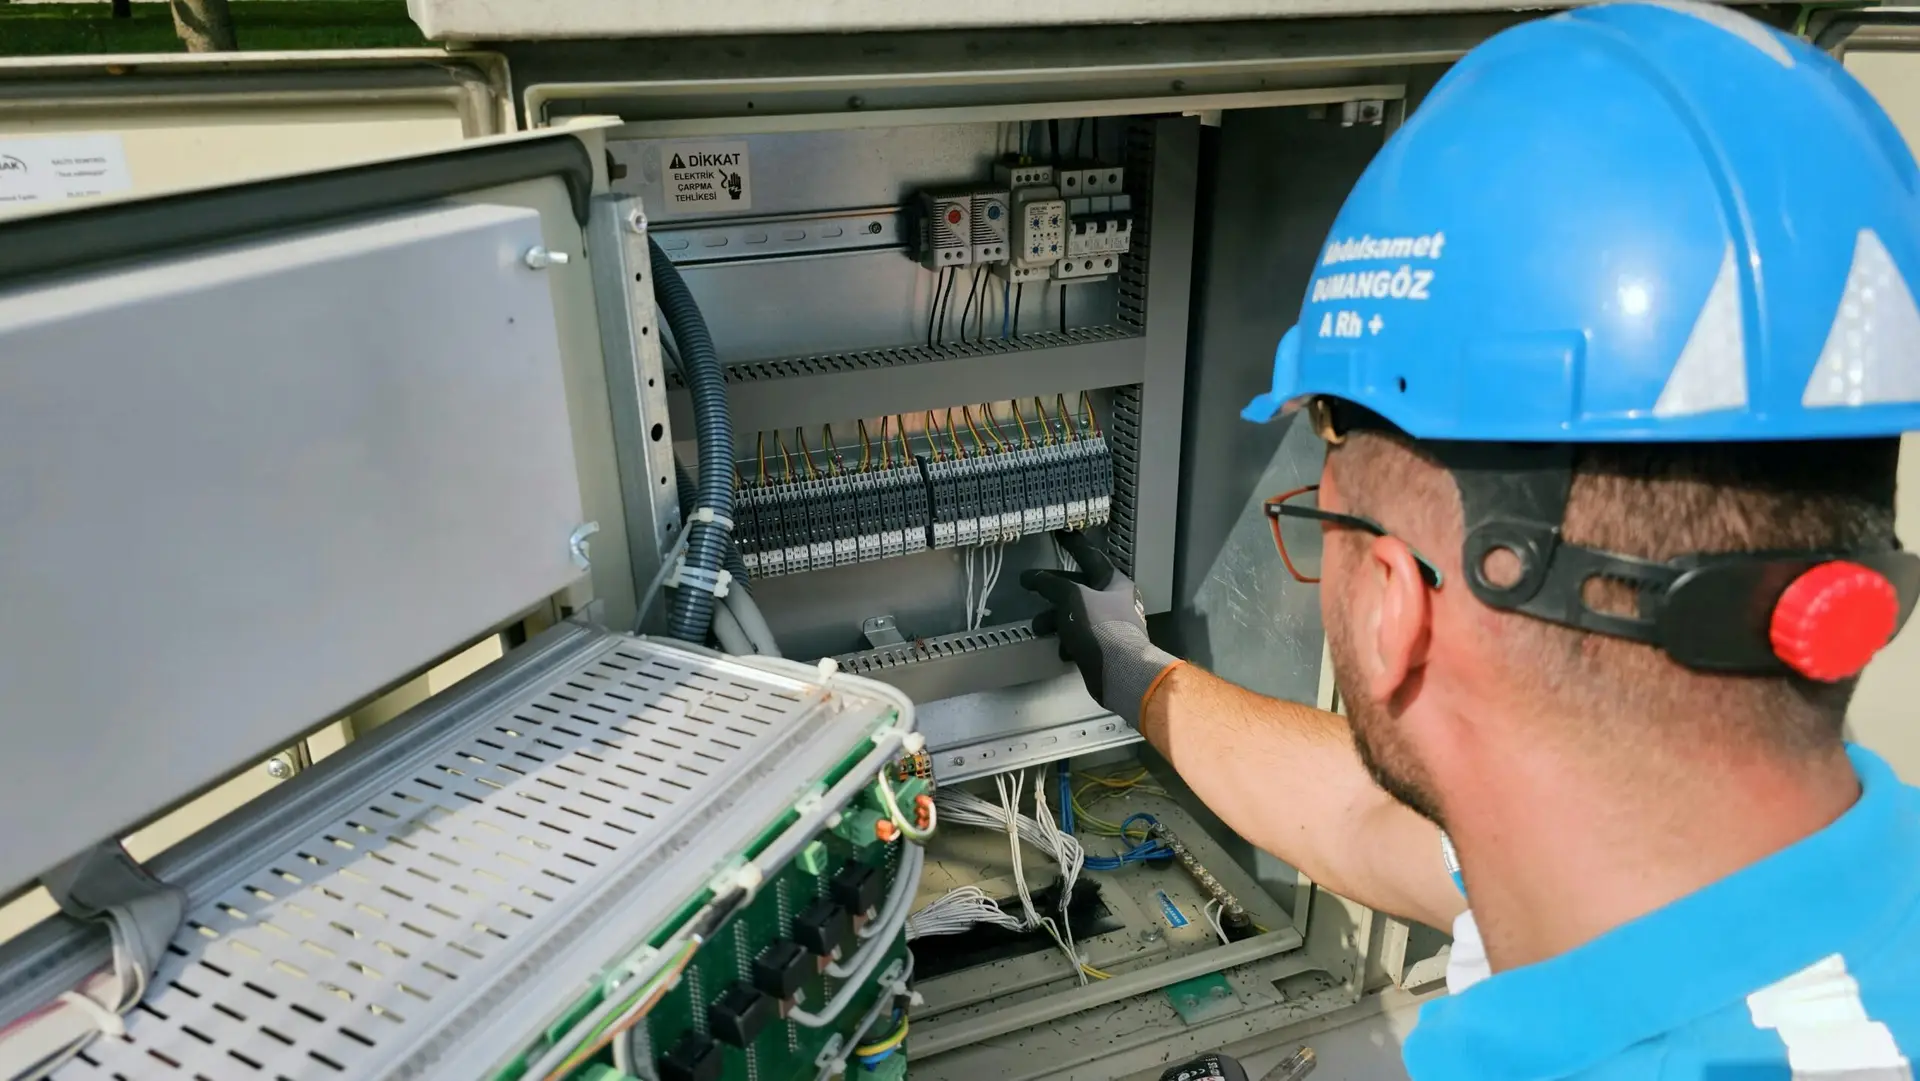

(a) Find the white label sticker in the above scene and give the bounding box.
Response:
[660,140,752,212]
[0,134,133,211]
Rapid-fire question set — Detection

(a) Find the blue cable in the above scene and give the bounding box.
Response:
[1002,279,1012,340]
[1058,763,1075,835]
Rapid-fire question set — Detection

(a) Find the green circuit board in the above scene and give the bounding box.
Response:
[635,839,909,1081]
[496,760,930,1081]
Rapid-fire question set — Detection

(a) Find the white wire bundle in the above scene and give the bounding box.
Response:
[933,776,1091,984]
[1203,899,1231,946]
[963,544,1008,631]
[905,885,1025,940]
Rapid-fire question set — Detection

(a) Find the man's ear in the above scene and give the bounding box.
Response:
[1363,534,1433,704]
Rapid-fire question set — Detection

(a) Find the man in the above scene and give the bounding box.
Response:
[1024,3,1920,1075]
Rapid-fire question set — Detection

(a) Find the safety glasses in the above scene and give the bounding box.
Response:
[1263,485,1444,588]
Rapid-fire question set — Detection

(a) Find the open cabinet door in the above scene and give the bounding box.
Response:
[0,123,660,908]
[0,50,513,221]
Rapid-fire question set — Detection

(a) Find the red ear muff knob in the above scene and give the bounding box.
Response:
[1769,561,1900,682]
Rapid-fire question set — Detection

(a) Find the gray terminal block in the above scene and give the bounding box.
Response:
[1065,439,1092,529]
[925,455,960,549]
[734,485,764,575]
[850,472,883,564]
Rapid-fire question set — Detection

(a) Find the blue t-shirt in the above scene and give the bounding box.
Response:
[1408,745,1919,1079]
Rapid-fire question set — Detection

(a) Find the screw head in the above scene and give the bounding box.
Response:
[266,757,294,780]
[627,207,648,234]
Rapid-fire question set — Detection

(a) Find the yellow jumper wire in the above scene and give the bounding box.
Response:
[795,426,818,480]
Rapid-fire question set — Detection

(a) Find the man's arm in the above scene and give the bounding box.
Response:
[1140,663,1465,930]
[1022,531,1464,931]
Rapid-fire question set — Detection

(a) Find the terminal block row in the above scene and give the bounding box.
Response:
[924,436,1112,548]
[732,437,1113,577]
[735,462,929,577]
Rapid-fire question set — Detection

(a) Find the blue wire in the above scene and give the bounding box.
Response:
[1002,279,1012,340]
[859,1049,897,1068]
[1083,837,1174,871]
[1058,763,1075,834]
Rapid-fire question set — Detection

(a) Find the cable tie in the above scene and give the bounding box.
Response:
[689,506,736,532]
[58,991,126,1040]
[669,562,733,599]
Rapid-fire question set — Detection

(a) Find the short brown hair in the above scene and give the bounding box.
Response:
[1333,433,1900,755]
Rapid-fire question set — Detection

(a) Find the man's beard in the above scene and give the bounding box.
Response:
[1326,611,1446,828]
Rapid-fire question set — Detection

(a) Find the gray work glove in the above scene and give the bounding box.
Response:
[1021,531,1181,725]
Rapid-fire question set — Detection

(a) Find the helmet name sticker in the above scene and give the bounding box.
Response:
[1310,265,1433,303]
[1322,231,1446,265]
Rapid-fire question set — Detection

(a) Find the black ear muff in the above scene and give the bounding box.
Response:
[1768,561,1901,682]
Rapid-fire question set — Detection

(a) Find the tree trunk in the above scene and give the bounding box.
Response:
[111,0,133,19]
[169,0,236,51]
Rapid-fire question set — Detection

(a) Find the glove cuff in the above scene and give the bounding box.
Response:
[1091,620,1181,726]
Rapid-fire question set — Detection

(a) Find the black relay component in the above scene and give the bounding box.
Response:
[793,898,854,957]
[752,939,813,1000]
[708,981,777,1047]
[659,1031,725,1081]
[831,861,886,915]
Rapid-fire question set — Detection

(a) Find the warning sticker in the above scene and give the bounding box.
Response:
[0,134,133,214]
[1156,890,1191,929]
[660,140,752,213]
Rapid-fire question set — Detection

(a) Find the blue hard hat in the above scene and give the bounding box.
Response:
[1242,1,1920,442]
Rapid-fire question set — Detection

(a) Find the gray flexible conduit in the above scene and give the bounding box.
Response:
[650,238,734,643]
[675,460,751,592]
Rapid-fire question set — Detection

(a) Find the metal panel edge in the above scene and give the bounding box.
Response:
[588,194,684,631]
[0,127,600,289]
[1135,115,1201,614]
[0,49,517,139]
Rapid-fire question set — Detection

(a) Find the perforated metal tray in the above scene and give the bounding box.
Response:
[41,627,910,1081]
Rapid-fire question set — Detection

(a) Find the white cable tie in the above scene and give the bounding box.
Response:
[672,563,732,599]
[689,506,736,532]
[56,992,124,1041]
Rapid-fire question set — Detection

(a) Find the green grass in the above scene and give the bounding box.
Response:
[0,2,429,57]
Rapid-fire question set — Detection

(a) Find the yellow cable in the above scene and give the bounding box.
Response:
[1081,390,1102,437]
[945,407,965,459]
[1012,399,1033,447]
[982,402,1013,452]
[795,426,817,480]
[855,1017,909,1057]
[757,432,768,487]
[925,410,944,462]
[879,416,892,469]
[774,429,793,481]
[1034,396,1055,445]
[824,423,842,475]
[1058,393,1079,439]
[962,405,988,457]
[897,415,912,465]
[1081,964,1113,980]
